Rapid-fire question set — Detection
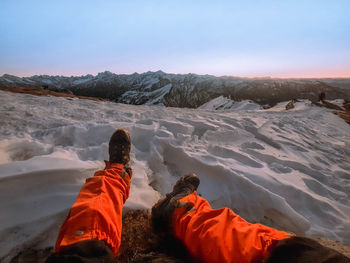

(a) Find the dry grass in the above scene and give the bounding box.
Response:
[334,101,350,125]
[335,111,350,124]
[312,99,350,125]
[313,237,350,259]
[0,86,105,102]
[118,209,194,262]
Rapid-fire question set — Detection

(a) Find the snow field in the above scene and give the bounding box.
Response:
[199,95,263,111]
[0,90,350,261]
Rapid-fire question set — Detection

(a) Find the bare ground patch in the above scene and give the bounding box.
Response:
[0,86,105,102]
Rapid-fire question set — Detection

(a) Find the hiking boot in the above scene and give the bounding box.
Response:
[108,129,131,165]
[152,174,200,234]
[172,174,200,197]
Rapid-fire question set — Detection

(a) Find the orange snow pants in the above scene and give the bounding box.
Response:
[55,161,131,256]
[172,192,292,263]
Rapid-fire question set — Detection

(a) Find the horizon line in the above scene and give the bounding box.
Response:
[2,70,350,80]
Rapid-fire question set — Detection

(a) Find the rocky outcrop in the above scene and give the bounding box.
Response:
[285,99,298,110]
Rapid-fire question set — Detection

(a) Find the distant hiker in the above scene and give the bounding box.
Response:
[319,92,326,102]
[46,129,350,263]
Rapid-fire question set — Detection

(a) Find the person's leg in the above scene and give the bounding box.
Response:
[55,160,131,255]
[152,174,290,263]
[46,129,132,262]
[172,193,291,263]
[152,174,350,263]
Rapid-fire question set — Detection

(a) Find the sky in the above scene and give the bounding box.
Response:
[0,0,350,78]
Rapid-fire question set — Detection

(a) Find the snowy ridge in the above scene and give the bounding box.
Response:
[199,96,263,111]
[0,91,350,261]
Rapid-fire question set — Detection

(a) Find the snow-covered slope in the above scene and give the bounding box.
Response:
[1,72,350,108]
[0,90,350,261]
[199,96,263,111]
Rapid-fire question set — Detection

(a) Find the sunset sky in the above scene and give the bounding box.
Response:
[1,0,349,78]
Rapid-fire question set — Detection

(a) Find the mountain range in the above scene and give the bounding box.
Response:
[1,71,350,108]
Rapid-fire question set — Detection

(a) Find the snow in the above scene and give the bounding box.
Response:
[265,99,314,111]
[120,83,173,105]
[199,96,262,111]
[1,90,350,261]
[72,77,93,85]
[145,83,172,105]
[41,79,53,85]
[329,99,346,109]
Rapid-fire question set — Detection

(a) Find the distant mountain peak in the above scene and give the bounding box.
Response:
[97,71,115,77]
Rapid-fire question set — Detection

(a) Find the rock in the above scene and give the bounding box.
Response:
[285,99,297,110]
